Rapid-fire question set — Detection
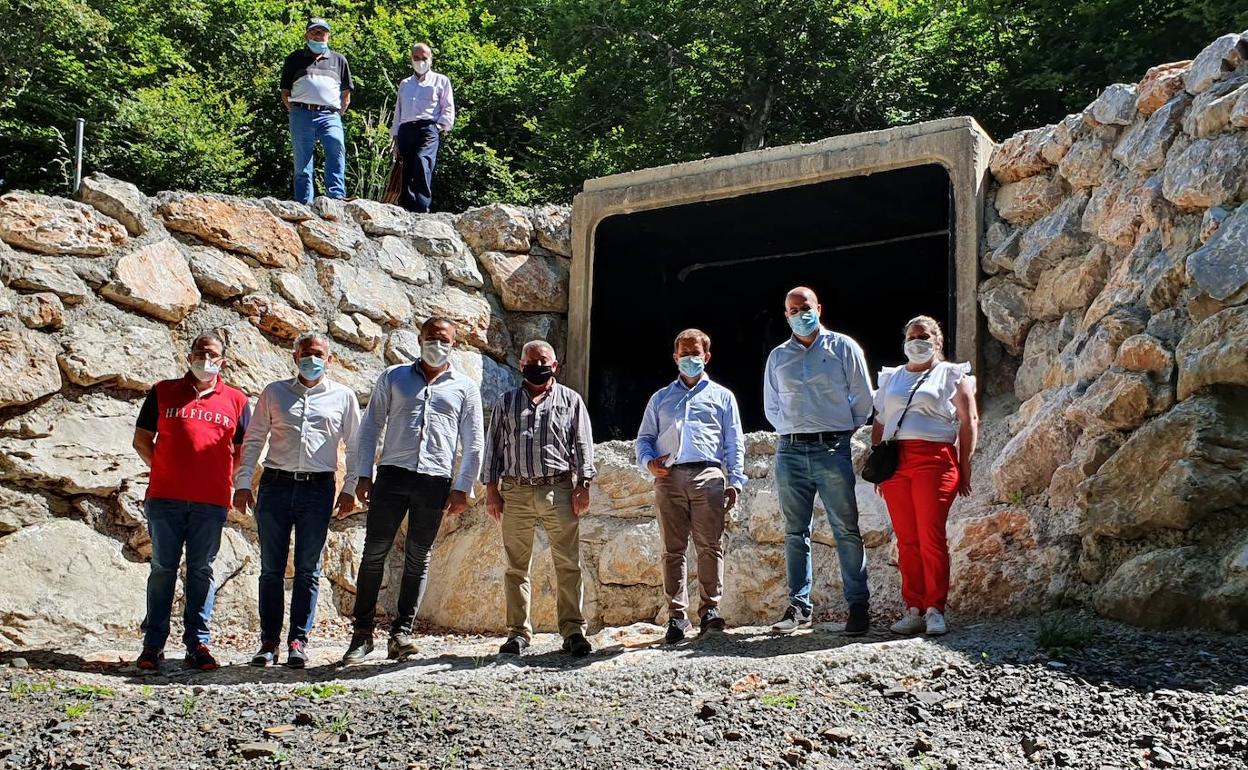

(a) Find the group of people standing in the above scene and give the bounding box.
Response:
[280,18,453,212]
[130,285,977,672]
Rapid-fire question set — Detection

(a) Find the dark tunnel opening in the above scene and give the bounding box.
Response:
[588,163,956,439]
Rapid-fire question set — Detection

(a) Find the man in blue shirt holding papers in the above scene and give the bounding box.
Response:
[636,329,746,644]
[763,286,874,636]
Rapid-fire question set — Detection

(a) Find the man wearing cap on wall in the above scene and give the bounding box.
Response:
[279,18,354,204]
[389,42,455,212]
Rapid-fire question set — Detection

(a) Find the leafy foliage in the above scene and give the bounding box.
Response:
[0,0,1243,204]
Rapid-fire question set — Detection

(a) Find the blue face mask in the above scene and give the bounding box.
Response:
[298,355,326,380]
[788,309,820,337]
[678,355,705,378]
[307,40,329,54]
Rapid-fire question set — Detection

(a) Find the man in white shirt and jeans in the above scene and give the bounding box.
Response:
[343,316,484,664]
[390,42,455,212]
[233,332,361,668]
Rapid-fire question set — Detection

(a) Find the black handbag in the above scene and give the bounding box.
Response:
[861,366,934,484]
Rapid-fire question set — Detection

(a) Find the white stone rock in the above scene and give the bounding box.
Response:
[58,321,181,391]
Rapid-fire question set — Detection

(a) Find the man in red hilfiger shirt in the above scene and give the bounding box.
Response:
[131,332,251,673]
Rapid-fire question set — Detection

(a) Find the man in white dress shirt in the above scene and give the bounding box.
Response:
[342,316,484,664]
[234,332,361,668]
[390,42,455,212]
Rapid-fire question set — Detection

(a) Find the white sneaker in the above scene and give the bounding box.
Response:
[924,608,947,636]
[771,605,813,633]
[889,607,925,635]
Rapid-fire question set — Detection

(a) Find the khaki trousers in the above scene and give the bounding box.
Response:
[654,465,727,621]
[500,478,585,640]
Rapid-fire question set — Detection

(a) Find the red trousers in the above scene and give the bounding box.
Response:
[880,439,959,612]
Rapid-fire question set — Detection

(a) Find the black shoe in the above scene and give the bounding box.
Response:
[561,633,593,657]
[665,618,692,644]
[184,644,219,671]
[341,632,374,665]
[699,607,727,636]
[845,603,870,636]
[136,647,163,673]
[387,632,419,661]
[250,641,279,667]
[285,640,307,669]
[498,636,529,656]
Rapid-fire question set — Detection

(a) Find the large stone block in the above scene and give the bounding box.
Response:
[1014,317,1074,401]
[1015,192,1088,286]
[272,272,319,314]
[1079,388,1248,537]
[376,235,433,286]
[0,328,62,408]
[1090,83,1138,125]
[1057,126,1117,189]
[346,198,412,236]
[77,173,148,236]
[1064,368,1172,436]
[1135,60,1189,115]
[213,322,293,397]
[1029,245,1108,321]
[1161,133,1248,209]
[478,251,570,312]
[0,486,54,535]
[100,239,201,322]
[978,276,1033,353]
[316,261,413,326]
[1112,93,1189,173]
[0,191,127,256]
[0,255,91,304]
[58,321,181,391]
[187,245,261,300]
[989,127,1050,184]
[1186,201,1248,305]
[994,174,1064,225]
[1182,75,1248,138]
[237,293,321,342]
[417,286,510,359]
[1182,33,1244,95]
[157,193,302,268]
[990,385,1081,500]
[15,293,62,330]
[1175,306,1248,400]
[529,205,572,257]
[598,519,663,586]
[455,204,533,253]
[297,217,368,259]
[0,520,148,649]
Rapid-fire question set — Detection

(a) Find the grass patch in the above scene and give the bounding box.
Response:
[8,680,55,700]
[65,684,115,699]
[761,693,799,709]
[63,701,91,719]
[1036,612,1095,655]
[180,694,198,716]
[1007,490,1025,506]
[326,712,353,734]
[295,683,349,700]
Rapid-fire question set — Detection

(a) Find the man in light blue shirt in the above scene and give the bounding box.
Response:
[763,286,874,635]
[390,42,456,212]
[637,329,746,644]
[342,316,483,664]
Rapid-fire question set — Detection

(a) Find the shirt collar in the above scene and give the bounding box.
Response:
[786,325,830,349]
[290,376,329,395]
[672,375,709,393]
[414,360,455,385]
[184,371,220,396]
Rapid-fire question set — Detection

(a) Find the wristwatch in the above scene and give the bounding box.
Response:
[576,478,592,490]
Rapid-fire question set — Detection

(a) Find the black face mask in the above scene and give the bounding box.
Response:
[522,364,555,386]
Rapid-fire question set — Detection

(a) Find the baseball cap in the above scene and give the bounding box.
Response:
[306,18,331,32]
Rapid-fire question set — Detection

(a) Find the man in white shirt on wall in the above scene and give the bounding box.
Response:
[342,316,484,664]
[390,42,455,213]
[233,332,361,669]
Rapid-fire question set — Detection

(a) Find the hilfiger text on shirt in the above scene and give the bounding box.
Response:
[165,406,235,428]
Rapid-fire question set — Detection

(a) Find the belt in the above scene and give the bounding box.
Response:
[784,430,852,443]
[265,468,334,482]
[502,471,573,487]
[672,460,720,470]
[291,102,339,113]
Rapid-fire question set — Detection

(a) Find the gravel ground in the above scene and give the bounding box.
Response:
[0,614,1245,770]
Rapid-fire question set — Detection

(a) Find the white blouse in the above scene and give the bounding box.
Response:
[873,361,975,444]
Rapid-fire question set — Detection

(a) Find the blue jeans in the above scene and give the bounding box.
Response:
[142,498,226,651]
[255,473,335,644]
[289,108,346,203]
[775,435,870,611]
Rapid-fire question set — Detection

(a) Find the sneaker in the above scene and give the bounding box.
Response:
[845,603,870,636]
[498,636,529,656]
[136,647,164,673]
[699,607,726,636]
[924,608,947,636]
[341,632,374,665]
[387,632,419,661]
[665,618,692,644]
[250,641,279,667]
[771,605,813,634]
[889,607,925,635]
[184,644,219,671]
[285,640,307,669]
[561,633,593,657]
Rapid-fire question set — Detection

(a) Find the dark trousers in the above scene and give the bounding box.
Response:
[397,120,440,213]
[255,473,335,645]
[351,466,451,634]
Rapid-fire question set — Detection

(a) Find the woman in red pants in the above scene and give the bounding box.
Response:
[871,316,978,636]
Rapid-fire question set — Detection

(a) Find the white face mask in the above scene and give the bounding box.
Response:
[904,338,935,364]
[421,339,451,367]
[412,59,431,75]
[190,357,222,382]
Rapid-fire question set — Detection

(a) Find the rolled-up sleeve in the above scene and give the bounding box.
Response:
[454,385,484,493]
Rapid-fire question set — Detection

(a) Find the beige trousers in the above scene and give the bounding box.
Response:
[500,478,585,640]
[653,464,727,621]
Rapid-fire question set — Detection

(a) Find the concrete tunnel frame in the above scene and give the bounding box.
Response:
[564,116,995,410]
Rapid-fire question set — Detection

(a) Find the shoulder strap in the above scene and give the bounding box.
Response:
[889,366,936,441]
